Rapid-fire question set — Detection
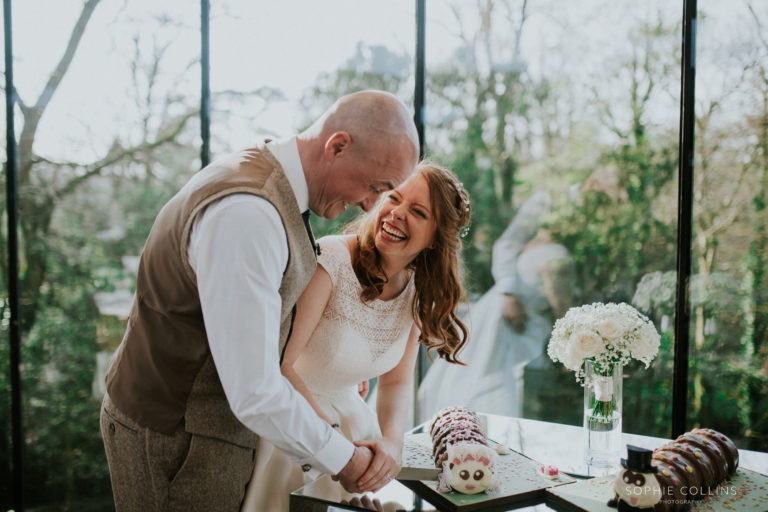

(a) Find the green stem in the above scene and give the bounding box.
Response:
[592,400,614,420]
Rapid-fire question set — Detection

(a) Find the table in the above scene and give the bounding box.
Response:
[289,415,768,511]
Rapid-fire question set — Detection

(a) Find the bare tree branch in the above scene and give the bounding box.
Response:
[54,108,198,200]
[748,3,768,52]
[17,0,102,174]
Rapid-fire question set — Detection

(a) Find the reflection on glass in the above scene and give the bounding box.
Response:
[419,0,682,443]
[691,1,768,452]
[291,474,416,512]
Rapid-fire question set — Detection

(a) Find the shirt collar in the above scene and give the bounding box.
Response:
[266,136,308,213]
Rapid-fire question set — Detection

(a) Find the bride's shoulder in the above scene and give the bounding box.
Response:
[316,234,355,255]
[316,234,355,273]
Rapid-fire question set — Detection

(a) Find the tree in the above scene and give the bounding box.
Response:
[426,0,541,293]
[0,0,198,336]
[537,15,681,438]
[0,1,202,507]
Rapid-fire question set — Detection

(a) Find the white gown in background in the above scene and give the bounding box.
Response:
[418,192,571,420]
[241,235,415,512]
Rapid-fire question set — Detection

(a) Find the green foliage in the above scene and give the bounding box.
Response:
[549,141,678,304]
[21,302,110,507]
[0,324,10,508]
[622,332,675,439]
[0,136,195,511]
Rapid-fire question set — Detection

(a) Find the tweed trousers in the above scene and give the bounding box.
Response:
[100,393,256,512]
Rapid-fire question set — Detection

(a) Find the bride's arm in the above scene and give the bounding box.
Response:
[355,324,420,491]
[280,265,337,426]
[376,324,419,445]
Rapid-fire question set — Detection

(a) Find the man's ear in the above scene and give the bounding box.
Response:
[324,131,352,160]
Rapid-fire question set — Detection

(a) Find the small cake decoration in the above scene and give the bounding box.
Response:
[608,445,661,512]
[540,465,560,479]
[428,406,498,494]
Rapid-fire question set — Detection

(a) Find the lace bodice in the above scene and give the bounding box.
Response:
[293,235,415,398]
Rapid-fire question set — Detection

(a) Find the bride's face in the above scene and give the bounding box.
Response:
[374,173,437,263]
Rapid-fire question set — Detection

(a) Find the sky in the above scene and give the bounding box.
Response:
[5,0,764,164]
[9,0,419,159]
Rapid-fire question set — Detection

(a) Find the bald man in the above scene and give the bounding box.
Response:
[100,90,420,511]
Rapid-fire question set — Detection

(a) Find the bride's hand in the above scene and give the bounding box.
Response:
[352,437,402,493]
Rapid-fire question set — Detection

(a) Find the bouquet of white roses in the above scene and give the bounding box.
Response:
[547,302,660,383]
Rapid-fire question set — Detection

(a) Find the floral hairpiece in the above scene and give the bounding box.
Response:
[454,181,471,238]
[454,181,471,212]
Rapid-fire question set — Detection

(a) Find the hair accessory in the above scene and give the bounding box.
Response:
[453,181,471,213]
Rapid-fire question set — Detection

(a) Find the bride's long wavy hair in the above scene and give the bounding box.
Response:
[345,161,472,364]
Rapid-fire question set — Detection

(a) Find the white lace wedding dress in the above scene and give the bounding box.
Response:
[241,235,415,512]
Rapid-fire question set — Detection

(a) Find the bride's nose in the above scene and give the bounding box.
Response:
[390,204,406,220]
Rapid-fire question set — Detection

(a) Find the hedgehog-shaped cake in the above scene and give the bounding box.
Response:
[428,406,498,494]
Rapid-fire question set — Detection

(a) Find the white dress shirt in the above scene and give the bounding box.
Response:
[187,137,354,475]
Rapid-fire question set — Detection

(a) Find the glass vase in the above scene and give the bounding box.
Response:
[583,360,622,469]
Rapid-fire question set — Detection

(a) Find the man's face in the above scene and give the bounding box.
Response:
[314,141,416,220]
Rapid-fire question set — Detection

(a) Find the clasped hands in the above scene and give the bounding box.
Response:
[333,436,401,495]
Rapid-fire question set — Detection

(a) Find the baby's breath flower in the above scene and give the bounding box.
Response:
[547,302,660,383]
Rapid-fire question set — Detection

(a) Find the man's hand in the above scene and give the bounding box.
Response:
[353,438,402,493]
[333,445,374,493]
[501,294,527,333]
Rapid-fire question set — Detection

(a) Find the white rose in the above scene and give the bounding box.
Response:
[630,325,660,363]
[570,329,605,359]
[597,318,622,339]
[561,344,584,371]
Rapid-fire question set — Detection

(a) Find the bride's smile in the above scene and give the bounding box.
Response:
[374,173,437,266]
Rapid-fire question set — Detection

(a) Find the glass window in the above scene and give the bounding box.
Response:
[2,1,765,510]
[418,1,682,446]
[210,0,415,235]
[691,1,767,452]
[5,1,201,508]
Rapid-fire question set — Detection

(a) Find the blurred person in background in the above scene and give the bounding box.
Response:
[418,191,573,419]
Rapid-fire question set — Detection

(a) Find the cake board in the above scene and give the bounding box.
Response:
[544,467,768,512]
[398,432,575,511]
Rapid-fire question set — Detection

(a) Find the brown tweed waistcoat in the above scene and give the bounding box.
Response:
[105,145,317,447]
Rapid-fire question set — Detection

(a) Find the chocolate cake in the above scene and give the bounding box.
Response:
[610,428,739,512]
